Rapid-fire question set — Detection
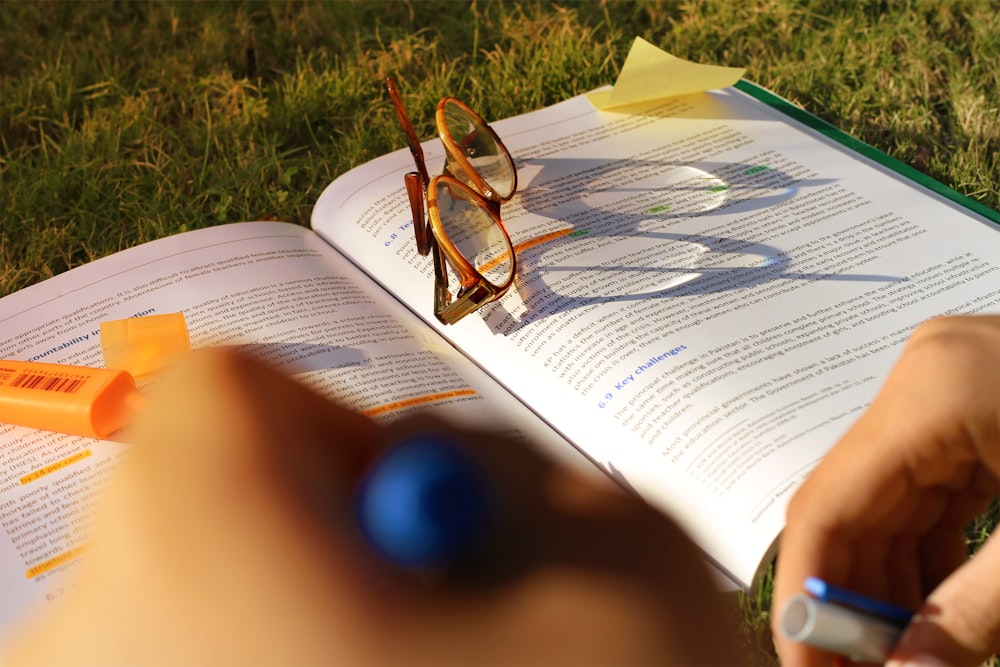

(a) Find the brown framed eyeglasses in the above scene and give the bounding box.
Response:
[385,76,518,325]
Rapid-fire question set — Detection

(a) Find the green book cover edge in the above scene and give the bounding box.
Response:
[734,79,1000,227]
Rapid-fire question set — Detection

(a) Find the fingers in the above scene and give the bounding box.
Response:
[130,346,383,494]
[890,533,1000,666]
[73,348,738,665]
[6,349,395,667]
[361,415,745,664]
[774,316,1000,666]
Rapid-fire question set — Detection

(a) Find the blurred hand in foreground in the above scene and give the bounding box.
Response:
[5,347,742,666]
[774,315,1000,666]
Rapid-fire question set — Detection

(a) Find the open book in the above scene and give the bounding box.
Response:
[3,79,1000,639]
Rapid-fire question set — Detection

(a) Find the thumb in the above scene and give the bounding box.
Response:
[889,533,1000,667]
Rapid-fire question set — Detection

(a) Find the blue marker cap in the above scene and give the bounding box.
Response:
[356,435,492,568]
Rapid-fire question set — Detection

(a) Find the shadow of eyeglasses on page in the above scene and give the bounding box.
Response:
[478,157,899,335]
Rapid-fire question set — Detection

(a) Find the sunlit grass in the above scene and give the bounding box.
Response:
[4,1,998,298]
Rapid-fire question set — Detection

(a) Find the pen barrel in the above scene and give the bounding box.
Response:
[0,360,139,439]
[780,594,903,663]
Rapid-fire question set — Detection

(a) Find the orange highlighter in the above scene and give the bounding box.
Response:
[0,360,146,439]
[0,313,189,439]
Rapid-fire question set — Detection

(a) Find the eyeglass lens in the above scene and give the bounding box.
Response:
[439,100,515,200]
[434,180,514,289]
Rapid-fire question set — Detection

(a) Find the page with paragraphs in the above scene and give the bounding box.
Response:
[312,89,1000,586]
[0,221,584,643]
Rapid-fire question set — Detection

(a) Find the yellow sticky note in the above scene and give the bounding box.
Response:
[587,37,745,110]
[100,312,190,377]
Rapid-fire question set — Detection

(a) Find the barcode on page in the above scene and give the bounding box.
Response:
[11,373,86,393]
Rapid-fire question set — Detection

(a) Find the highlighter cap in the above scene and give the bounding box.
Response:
[100,312,190,377]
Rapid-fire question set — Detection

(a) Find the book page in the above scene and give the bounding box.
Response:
[0,221,583,643]
[312,89,1000,586]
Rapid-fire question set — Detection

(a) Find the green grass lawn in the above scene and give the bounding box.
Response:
[3,1,1000,663]
[4,1,999,298]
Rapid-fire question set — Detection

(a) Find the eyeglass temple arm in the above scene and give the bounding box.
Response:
[430,245,456,324]
[385,77,430,186]
[404,172,432,255]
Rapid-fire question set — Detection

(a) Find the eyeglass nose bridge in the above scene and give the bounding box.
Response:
[441,155,503,205]
[448,155,505,204]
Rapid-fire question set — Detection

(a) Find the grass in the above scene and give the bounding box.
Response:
[4,0,999,297]
[3,1,1000,663]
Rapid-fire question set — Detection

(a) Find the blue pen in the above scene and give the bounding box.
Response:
[780,578,915,662]
[355,434,493,569]
[805,577,914,626]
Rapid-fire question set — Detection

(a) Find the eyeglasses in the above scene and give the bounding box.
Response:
[385,76,518,325]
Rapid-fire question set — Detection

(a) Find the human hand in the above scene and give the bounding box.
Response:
[6,348,741,666]
[773,315,1000,666]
